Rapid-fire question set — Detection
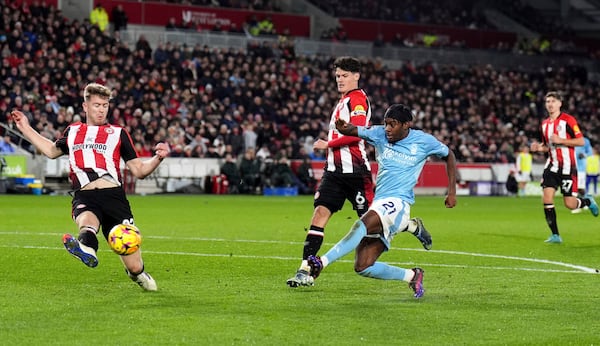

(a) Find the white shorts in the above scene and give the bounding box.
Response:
[516,171,531,183]
[578,171,586,190]
[370,197,411,250]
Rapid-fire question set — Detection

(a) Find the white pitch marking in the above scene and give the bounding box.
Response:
[1,232,598,274]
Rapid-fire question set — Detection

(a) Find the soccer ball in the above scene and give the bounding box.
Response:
[108,224,142,256]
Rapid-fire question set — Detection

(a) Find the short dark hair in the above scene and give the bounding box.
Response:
[333,57,361,73]
[545,91,563,102]
[384,104,414,123]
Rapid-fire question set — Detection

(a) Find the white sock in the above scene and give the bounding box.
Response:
[404,219,417,234]
[403,268,415,282]
[299,260,310,271]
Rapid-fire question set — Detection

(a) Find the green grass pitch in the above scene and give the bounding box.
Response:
[1,194,600,345]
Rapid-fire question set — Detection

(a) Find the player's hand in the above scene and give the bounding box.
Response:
[445,194,457,208]
[335,118,348,130]
[9,109,29,129]
[154,142,170,160]
[313,139,328,150]
[548,135,561,145]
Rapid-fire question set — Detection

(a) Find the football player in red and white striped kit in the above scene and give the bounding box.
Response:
[530,91,598,244]
[10,83,170,290]
[287,57,376,287]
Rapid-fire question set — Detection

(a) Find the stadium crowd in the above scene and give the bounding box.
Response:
[1,1,599,187]
[309,0,491,30]
[155,0,281,12]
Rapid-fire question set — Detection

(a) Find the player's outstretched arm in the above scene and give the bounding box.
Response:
[335,118,358,137]
[126,142,170,179]
[443,150,457,208]
[9,109,63,159]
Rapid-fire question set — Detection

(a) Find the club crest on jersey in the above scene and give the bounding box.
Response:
[104,127,114,134]
[410,144,418,155]
[351,105,366,116]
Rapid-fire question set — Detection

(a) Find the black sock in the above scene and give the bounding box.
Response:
[303,226,324,260]
[78,228,99,251]
[127,265,145,277]
[578,197,591,208]
[544,204,559,235]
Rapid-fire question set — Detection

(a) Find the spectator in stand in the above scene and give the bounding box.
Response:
[165,17,178,31]
[255,143,272,162]
[239,147,262,194]
[258,16,275,36]
[245,14,260,36]
[0,135,16,153]
[228,23,244,34]
[296,155,317,195]
[111,4,128,32]
[587,147,600,196]
[515,145,532,197]
[220,152,241,194]
[242,123,258,151]
[506,169,519,196]
[270,155,296,187]
[90,3,109,32]
[135,142,153,158]
[135,35,153,59]
[210,22,224,33]
[373,33,385,47]
[226,126,245,157]
[391,33,406,47]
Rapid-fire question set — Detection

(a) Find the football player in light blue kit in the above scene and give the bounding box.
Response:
[572,136,593,214]
[307,104,457,298]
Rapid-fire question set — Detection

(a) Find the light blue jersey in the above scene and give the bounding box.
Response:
[358,126,449,204]
[576,137,593,172]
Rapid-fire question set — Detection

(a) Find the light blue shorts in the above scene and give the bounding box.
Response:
[369,197,410,250]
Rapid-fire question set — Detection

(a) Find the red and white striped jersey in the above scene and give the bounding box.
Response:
[540,112,583,175]
[56,123,138,190]
[325,88,371,175]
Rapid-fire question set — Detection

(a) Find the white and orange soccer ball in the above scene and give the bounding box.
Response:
[108,224,142,256]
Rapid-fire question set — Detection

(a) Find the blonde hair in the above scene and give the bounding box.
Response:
[83,83,111,102]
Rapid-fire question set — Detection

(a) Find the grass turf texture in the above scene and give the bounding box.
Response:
[1,194,599,345]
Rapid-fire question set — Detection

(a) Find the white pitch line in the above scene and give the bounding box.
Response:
[408,248,600,274]
[1,232,598,274]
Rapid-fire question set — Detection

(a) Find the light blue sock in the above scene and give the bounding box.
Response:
[358,262,408,281]
[322,220,367,266]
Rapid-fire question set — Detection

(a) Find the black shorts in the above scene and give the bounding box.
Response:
[72,187,134,239]
[314,171,374,217]
[541,168,578,196]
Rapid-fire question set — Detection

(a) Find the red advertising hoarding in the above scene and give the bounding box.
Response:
[98,0,310,37]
